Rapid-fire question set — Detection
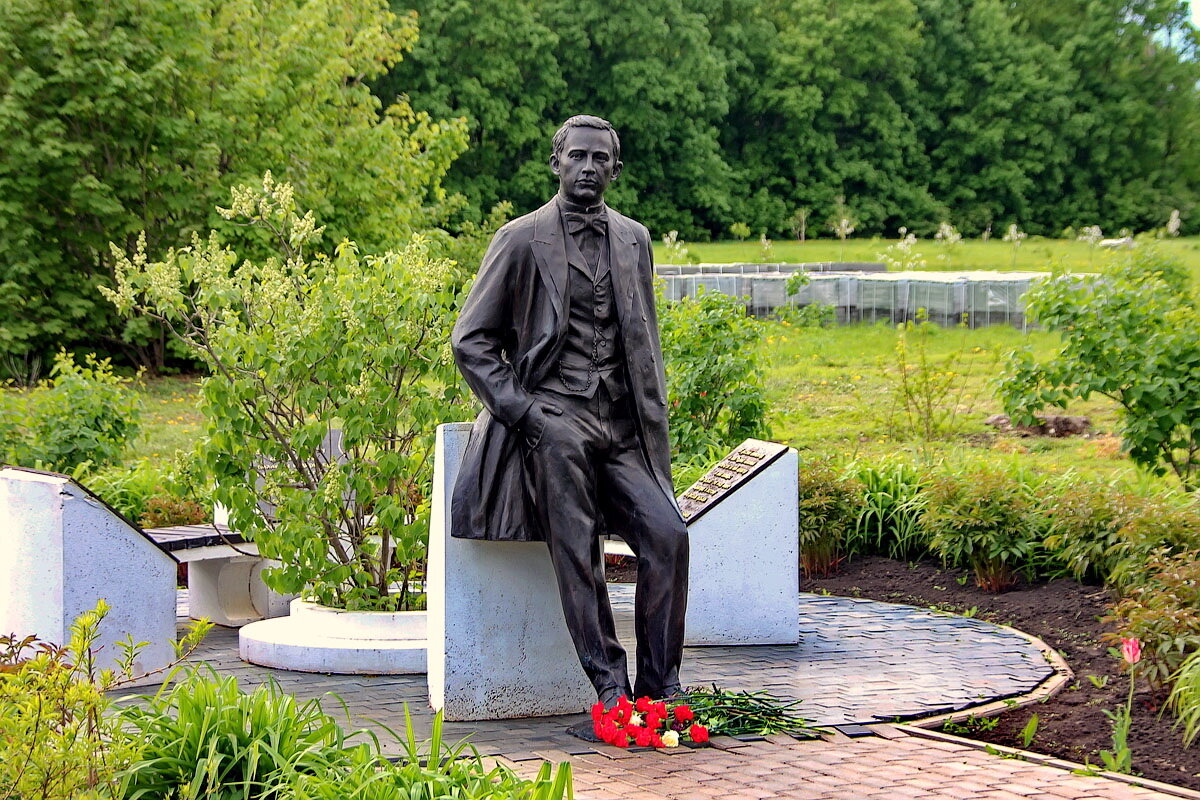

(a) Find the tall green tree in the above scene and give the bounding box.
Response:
[911,0,1075,235]
[1011,0,1200,232]
[546,0,736,236]
[375,0,565,219]
[0,0,467,374]
[731,0,935,236]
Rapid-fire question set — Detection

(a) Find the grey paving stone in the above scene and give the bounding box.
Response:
[118,587,1055,758]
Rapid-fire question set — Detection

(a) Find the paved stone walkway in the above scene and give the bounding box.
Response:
[504,727,1187,799]
[130,587,1193,799]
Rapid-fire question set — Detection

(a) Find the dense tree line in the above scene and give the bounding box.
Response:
[0,0,469,375]
[379,0,1200,240]
[1,0,1196,373]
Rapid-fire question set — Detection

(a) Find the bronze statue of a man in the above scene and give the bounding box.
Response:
[451,115,689,707]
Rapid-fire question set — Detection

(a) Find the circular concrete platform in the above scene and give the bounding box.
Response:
[238,599,426,674]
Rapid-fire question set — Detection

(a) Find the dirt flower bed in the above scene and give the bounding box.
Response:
[804,556,1200,792]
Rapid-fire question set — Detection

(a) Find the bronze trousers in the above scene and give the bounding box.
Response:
[523,383,689,700]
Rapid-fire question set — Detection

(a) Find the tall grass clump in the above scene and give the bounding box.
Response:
[118,672,573,800]
[846,460,929,561]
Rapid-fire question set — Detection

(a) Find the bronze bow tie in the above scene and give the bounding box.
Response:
[564,211,608,236]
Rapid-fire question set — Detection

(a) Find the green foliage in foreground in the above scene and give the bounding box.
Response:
[1000,248,1200,491]
[105,177,467,611]
[2,603,571,800]
[119,674,571,800]
[1,605,136,800]
[0,603,210,800]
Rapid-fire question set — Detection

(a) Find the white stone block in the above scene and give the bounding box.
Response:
[684,449,800,645]
[428,423,595,721]
[187,555,292,628]
[0,468,177,683]
[239,599,425,674]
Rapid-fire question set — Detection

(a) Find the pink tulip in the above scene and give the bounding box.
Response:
[1120,637,1142,666]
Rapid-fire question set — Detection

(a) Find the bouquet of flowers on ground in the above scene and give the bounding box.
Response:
[591,696,710,749]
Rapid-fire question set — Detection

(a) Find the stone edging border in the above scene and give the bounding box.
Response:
[905,619,1075,731]
[887,724,1200,800]
[865,619,1200,800]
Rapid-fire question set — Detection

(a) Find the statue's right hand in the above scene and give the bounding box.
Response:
[519,399,563,449]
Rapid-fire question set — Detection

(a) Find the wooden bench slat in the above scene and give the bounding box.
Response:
[144,523,247,552]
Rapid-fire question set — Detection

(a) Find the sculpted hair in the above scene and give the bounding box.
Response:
[551,115,621,162]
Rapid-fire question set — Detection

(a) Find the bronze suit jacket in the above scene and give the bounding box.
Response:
[450,198,681,541]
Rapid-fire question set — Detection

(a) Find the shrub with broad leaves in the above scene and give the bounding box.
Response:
[1000,248,1200,491]
[659,288,767,461]
[104,175,467,611]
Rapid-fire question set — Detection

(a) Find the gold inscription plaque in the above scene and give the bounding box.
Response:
[676,438,789,523]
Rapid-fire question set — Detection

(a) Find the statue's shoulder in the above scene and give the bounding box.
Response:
[607,206,651,246]
[489,200,556,247]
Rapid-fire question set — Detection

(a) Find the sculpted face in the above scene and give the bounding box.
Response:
[551,125,622,207]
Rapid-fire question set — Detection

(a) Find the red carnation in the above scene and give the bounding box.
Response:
[673,704,694,723]
[591,702,605,722]
[635,696,653,713]
[652,701,669,718]
[650,733,665,748]
[613,732,630,748]
[635,728,654,747]
[597,720,619,743]
[645,712,662,730]
[689,724,710,744]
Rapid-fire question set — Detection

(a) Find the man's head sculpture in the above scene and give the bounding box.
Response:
[549,115,623,208]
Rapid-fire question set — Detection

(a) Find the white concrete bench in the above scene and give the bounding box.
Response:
[427,425,800,721]
[144,522,291,628]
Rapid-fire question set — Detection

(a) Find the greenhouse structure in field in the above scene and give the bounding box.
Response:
[656,263,1047,329]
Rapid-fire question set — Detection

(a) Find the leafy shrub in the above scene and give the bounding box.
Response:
[0,605,137,800]
[659,288,768,460]
[1038,479,1145,583]
[15,352,142,472]
[1105,550,1200,688]
[81,459,209,529]
[920,467,1044,592]
[796,461,864,577]
[1000,248,1200,491]
[1105,498,1200,590]
[847,460,929,560]
[0,603,206,800]
[105,176,465,611]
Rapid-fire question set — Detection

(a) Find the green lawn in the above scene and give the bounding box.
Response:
[757,320,1156,488]
[12,234,1186,494]
[132,374,205,463]
[678,236,1200,281]
[106,321,1163,494]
